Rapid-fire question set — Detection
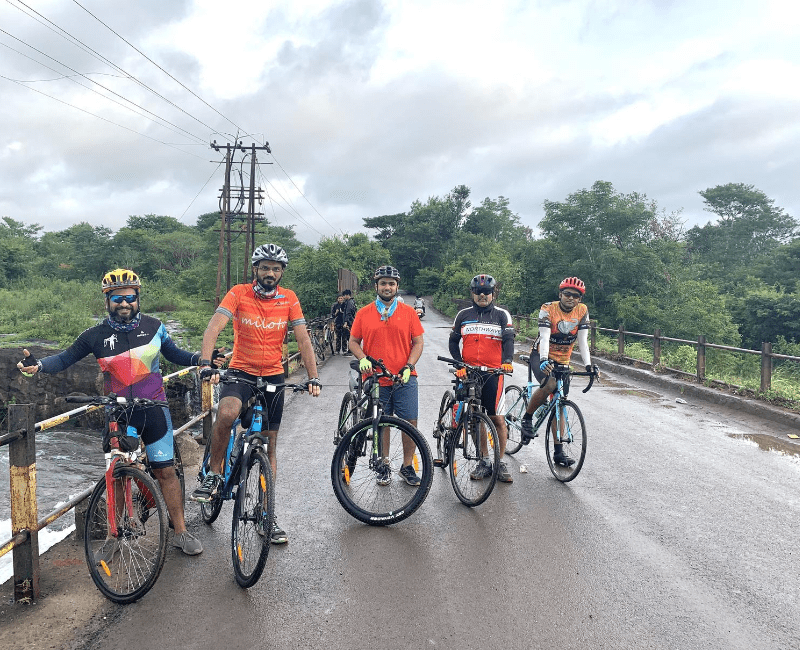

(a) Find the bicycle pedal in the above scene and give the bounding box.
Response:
[433,458,444,468]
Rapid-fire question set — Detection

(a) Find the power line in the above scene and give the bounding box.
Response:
[180,161,224,220]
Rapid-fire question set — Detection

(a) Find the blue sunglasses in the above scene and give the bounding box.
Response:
[109,294,138,304]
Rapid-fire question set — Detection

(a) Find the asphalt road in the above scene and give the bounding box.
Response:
[74,306,800,650]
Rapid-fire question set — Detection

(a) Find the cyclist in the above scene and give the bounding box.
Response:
[340,289,356,356]
[520,276,594,467]
[191,243,321,544]
[448,274,516,483]
[330,293,347,355]
[16,269,209,556]
[349,265,424,486]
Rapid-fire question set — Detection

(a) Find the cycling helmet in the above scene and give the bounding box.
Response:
[559,276,585,295]
[470,274,496,293]
[374,266,401,281]
[252,243,288,267]
[101,269,141,294]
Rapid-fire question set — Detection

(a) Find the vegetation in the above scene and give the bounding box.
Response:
[1,180,798,407]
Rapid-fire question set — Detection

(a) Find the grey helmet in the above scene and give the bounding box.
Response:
[252,243,288,267]
[373,265,401,281]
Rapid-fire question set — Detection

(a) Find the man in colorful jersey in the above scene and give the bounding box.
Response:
[191,243,321,544]
[17,268,205,555]
[448,274,516,483]
[520,276,594,467]
[349,265,424,486]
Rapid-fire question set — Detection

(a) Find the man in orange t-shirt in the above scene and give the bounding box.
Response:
[192,243,321,544]
[349,265,424,487]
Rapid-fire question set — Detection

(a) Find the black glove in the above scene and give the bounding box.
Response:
[200,367,219,381]
[20,350,38,368]
[211,347,225,368]
[308,378,323,389]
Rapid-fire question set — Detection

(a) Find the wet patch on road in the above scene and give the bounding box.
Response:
[726,433,800,458]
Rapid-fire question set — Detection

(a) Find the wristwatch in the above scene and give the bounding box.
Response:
[405,363,415,372]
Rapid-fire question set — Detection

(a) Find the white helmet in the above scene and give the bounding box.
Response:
[252,243,288,267]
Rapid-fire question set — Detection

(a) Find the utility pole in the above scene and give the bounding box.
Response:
[211,140,271,306]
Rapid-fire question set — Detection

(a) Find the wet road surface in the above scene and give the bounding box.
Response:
[80,308,800,650]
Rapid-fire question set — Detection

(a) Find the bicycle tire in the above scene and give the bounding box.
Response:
[231,448,274,588]
[199,433,223,525]
[313,333,326,362]
[325,327,335,356]
[448,410,500,507]
[335,392,359,445]
[503,385,527,455]
[544,399,587,482]
[173,440,185,507]
[433,390,455,469]
[331,415,433,526]
[84,464,168,604]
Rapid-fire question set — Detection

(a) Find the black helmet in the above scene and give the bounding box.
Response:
[470,274,496,293]
[374,266,401,281]
[252,243,288,267]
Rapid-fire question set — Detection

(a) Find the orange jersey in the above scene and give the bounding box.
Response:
[536,301,589,365]
[217,283,305,376]
[350,301,424,386]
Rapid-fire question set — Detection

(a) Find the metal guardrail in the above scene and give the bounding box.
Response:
[513,315,800,393]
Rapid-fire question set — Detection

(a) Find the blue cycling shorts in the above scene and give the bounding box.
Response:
[120,405,175,469]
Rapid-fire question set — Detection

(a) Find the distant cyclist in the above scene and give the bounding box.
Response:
[330,293,347,355]
[17,269,210,555]
[349,265,424,486]
[448,274,515,482]
[520,276,595,467]
[191,244,321,545]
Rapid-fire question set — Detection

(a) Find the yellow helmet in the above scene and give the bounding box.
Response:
[101,268,141,294]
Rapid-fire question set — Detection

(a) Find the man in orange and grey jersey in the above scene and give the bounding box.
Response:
[520,276,594,466]
[192,243,321,544]
[449,274,515,483]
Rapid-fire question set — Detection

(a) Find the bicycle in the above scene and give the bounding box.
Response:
[65,394,175,604]
[334,359,367,446]
[331,356,434,525]
[197,371,314,587]
[323,316,336,356]
[503,356,598,482]
[308,317,329,363]
[432,356,505,507]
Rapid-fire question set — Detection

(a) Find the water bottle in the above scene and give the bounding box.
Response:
[533,402,549,427]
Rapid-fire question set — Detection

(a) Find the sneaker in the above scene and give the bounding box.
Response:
[469,458,493,480]
[399,464,421,486]
[191,471,223,503]
[271,519,288,545]
[552,448,576,467]
[521,417,537,442]
[497,461,513,483]
[376,459,391,486]
[172,531,203,555]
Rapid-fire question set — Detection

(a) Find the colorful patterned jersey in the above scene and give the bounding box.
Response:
[217,283,306,376]
[39,315,198,400]
[536,301,590,364]
[449,304,515,368]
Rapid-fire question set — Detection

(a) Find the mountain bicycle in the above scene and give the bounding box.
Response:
[334,360,367,445]
[323,317,336,356]
[308,317,329,362]
[432,356,505,507]
[331,356,433,525]
[197,371,314,588]
[503,355,598,482]
[65,394,174,604]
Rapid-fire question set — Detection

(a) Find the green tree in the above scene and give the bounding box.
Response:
[0,217,40,285]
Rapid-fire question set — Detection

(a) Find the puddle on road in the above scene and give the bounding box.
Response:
[726,433,800,458]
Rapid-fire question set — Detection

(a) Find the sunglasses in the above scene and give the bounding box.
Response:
[561,291,582,299]
[109,294,138,304]
[472,288,493,295]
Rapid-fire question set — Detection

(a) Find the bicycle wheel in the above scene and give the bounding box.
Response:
[503,385,527,455]
[326,329,335,356]
[231,448,274,588]
[448,410,500,507]
[331,415,433,525]
[433,390,455,469]
[199,433,223,525]
[335,392,359,445]
[544,399,587,482]
[84,465,168,604]
[173,439,185,507]
[313,334,326,362]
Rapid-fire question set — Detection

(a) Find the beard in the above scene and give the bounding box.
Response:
[257,275,279,291]
[108,304,139,324]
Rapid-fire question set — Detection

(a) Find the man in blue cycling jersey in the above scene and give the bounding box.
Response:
[17,268,212,555]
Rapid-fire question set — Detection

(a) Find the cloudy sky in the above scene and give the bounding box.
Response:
[1,0,798,244]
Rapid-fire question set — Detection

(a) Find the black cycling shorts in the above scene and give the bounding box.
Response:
[220,369,286,431]
[120,405,175,469]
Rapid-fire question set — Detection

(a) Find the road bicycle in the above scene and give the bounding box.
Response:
[503,355,598,482]
[432,356,505,507]
[308,317,330,362]
[65,394,181,604]
[331,356,433,525]
[197,371,313,587]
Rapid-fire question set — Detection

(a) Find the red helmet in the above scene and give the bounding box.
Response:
[559,276,585,295]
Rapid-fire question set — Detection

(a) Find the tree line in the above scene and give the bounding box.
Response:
[1,181,798,357]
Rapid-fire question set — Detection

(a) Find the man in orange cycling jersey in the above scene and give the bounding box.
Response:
[520,276,594,467]
[191,243,321,544]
